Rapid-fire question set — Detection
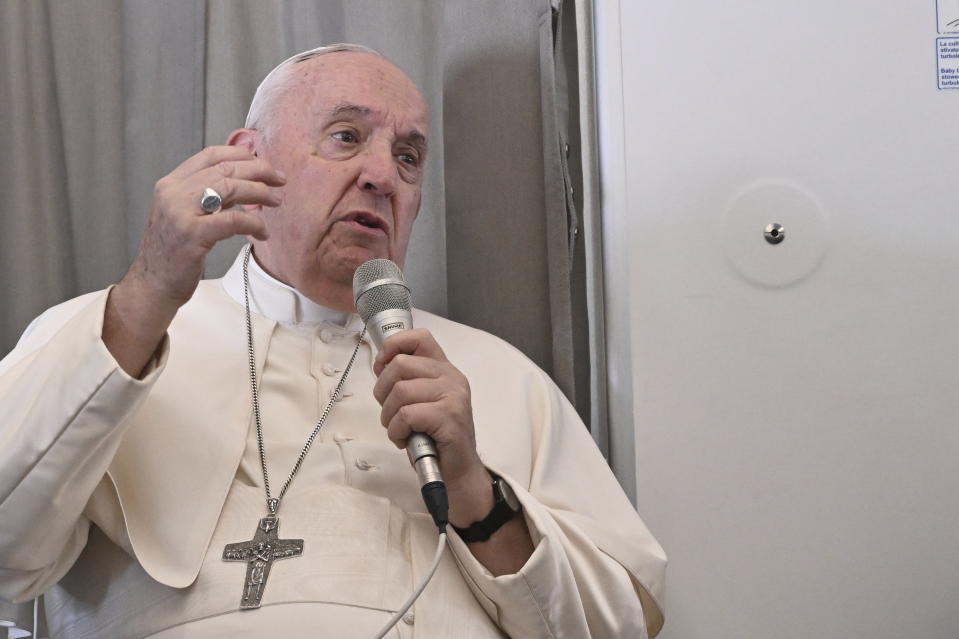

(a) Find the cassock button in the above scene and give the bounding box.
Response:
[355,459,375,471]
[321,363,337,377]
[330,388,352,401]
[333,432,353,443]
[319,328,334,343]
[402,612,415,625]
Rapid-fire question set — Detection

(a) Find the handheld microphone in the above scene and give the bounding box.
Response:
[353,259,448,531]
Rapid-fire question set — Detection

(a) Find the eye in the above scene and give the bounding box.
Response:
[332,130,358,144]
[397,152,419,166]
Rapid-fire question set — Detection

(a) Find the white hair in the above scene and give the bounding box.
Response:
[244,43,383,140]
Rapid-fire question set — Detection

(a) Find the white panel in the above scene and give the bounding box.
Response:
[595,0,637,502]
[599,1,959,637]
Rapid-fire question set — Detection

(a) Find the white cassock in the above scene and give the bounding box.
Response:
[0,248,666,638]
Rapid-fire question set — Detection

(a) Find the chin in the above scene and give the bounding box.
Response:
[342,247,392,270]
[313,251,371,288]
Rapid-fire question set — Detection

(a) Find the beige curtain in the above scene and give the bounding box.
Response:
[0,1,130,346]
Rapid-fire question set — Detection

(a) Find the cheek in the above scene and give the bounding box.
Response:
[266,199,310,247]
[273,179,334,239]
[394,199,419,241]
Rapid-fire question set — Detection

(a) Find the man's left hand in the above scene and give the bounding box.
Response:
[372,328,494,525]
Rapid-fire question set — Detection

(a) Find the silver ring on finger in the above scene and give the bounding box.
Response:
[199,187,223,214]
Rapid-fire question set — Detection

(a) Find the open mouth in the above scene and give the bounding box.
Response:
[355,215,379,228]
[346,212,387,233]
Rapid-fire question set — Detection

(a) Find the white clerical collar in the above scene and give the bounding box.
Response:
[221,246,359,328]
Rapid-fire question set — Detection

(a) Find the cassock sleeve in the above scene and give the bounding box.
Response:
[0,289,168,602]
[443,354,667,639]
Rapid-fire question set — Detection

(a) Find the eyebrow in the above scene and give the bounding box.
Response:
[327,102,428,153]
[329,103,371,118]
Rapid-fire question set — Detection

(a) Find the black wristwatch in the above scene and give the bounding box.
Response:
[451,474,522,543]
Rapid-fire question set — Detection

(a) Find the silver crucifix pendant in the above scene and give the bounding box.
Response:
[222,515,304,609]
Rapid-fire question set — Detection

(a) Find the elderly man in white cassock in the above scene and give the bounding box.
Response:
[0,44,666,638]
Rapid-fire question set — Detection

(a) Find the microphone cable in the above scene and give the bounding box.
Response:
[371,529,447,639]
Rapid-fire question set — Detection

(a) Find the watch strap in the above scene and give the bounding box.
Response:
[451,476,519,543]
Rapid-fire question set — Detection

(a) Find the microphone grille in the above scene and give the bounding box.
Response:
[354,258,404,285]
[353,259,412,322]
[356,283,412,321]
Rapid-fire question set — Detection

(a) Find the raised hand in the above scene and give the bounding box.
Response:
[103,145,285,377]
[129,145,285,306]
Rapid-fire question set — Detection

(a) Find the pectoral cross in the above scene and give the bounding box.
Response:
[222,516,304,609]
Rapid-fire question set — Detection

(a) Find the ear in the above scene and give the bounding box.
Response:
[227,128,257,154]
[226,128,261,211]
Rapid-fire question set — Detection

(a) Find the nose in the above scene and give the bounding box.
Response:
[355,142,398,197]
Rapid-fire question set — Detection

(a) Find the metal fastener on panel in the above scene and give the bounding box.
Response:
[764,223,785,244]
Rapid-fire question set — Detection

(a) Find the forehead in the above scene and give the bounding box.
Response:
[284,52,429,134]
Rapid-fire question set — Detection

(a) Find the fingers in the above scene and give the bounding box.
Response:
[379,376,443,427]
[193,176,283,212]
[197,156,288,191]
[170,145,263,179]
[187,157,286,212]
[384,402,442,449]
[156,154,286,214]
[372,330,480,487]
[383,392,473,451]
[372,353,443,403]
[200,207,270,242]
[374,348,473,452]
[373,329,448,376]
[154,148,288,245]
[131,143,288,309]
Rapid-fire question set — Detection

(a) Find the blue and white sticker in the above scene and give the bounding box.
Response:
[938,37,959,88]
